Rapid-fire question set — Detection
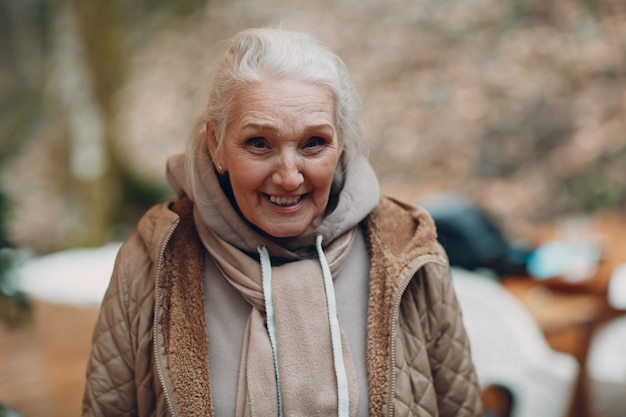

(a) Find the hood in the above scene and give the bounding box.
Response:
[165,145,380,259]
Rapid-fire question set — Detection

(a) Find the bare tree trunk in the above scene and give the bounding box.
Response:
[48,0,124,247]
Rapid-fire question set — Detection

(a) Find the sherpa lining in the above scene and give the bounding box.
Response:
[161,198,214,416]
[364,197,441,416]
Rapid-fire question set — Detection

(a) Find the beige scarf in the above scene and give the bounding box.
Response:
[166,145,380,416]
[196,219,359,416]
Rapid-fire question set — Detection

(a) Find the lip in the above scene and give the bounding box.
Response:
[264,193,306,212]
[268,194,302,206]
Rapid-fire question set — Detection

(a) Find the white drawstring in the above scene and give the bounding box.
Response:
[257,238,350,417]
[257,244,284,417]
[316,234,350,417]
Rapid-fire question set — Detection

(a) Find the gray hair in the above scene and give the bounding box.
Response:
[185,27,367,194]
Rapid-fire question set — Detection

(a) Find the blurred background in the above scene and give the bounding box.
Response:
[0,0,625,416]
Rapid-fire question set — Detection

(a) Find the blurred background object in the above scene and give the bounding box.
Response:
[0,0,625,416]
[422,193,534,277]
[453,267,580,417]
[0,182,31,329]
[587,315,626,417]
[1,0,625,255]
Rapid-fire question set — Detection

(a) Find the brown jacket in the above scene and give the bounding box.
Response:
[82,197,482,417]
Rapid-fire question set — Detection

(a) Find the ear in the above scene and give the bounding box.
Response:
[205,122,222,166]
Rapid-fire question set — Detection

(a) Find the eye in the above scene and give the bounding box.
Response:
[247,137,267,149]
[304,136,326,148]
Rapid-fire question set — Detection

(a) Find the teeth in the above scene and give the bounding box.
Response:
[269,195,302,206]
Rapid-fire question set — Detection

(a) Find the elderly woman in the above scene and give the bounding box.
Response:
[82,28,482,417]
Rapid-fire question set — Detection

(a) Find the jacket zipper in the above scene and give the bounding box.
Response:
[386,256,446,417]
[153,218,180,417]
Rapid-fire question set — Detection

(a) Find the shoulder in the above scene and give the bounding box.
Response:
[112,198,195,304]
[364,196,445,263]
[363,196,450,320]
[115,200,181,275]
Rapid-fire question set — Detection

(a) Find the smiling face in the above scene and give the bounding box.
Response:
[207,77,343,238]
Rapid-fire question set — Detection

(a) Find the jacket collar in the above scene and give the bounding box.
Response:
[137,201,182,264]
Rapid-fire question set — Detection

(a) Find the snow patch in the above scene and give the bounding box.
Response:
[16,243,122,307]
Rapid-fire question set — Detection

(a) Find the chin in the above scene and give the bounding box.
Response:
[259,222,311,239]
[255,214,318,239]
[266,229,304,239]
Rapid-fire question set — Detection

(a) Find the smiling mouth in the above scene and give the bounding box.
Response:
[268,195,302,206]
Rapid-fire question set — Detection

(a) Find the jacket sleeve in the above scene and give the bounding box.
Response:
[428,263,483,417]
[82,237,146,416]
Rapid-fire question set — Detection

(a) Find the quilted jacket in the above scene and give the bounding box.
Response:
[82,196,483,417]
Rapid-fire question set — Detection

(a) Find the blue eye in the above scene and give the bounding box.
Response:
[247,137,267,148]
[305,137,325,148]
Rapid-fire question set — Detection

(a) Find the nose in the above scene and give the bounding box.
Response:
[272,150,304,191]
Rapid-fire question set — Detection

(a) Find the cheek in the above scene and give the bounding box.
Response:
[227,150,258,178]
[228,173,262,222]
[309,159,339,198]
[230,170,261,194]
[317,153,341,183]
[228,159,268,195]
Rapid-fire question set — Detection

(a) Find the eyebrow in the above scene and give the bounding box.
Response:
[241,122,278,132]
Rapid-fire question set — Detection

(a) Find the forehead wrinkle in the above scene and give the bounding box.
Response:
[239,113,335,134]
[231,79,337,136]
